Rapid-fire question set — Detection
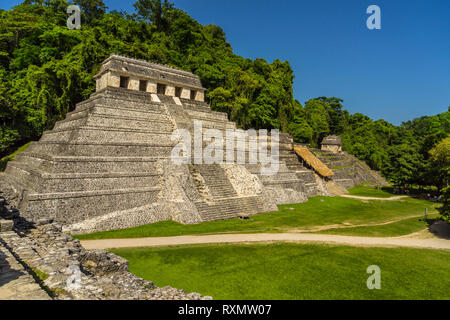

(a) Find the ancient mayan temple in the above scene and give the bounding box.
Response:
[0,55,323,233]
[0,55,385,234]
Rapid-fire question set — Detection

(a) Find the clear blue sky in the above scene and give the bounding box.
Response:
[1,0,449,124]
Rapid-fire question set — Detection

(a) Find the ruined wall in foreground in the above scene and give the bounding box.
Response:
[0,199,209,300]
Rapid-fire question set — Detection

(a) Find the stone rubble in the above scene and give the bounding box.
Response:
[0,197,211,300]
[0,239,51,300]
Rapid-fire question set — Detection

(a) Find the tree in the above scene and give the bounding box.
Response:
[74,0,107,25]
[315,97,348,134]
[303,99,330,147]
[384,143,424,187]
[429,137,450,191]
[438,186,450,223]
[133,0,174,31]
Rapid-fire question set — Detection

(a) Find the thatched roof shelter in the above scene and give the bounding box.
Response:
[294,146,335,177]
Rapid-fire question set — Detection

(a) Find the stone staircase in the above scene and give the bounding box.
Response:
[162,96,278,220]
[193,164,237,199]
[194,196,268,221]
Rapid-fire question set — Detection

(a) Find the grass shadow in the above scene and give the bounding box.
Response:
[427,219,450,240]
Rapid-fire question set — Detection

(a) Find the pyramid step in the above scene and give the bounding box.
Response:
[332,179,356,189]
[27,141,175,157]
[14,153,50,172]
[41,127,174,144]
[67,104,169,123]
[195,197,265,221]
[186,110,229,123]
[6,162,162,193]
[207,191,237,197]
[206,185,236,190]
[207,187,237,193]
[207,184,236,189]
[24,186,161,225]
[54,117,88,131]
[90,87,161,104]
[15,153,163,174]
[55,114,174,132]
[259,172,301,181]
[196,122,236,131]
[75,94,166,113]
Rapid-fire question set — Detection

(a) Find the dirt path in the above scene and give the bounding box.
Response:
[341,195,409,201]
[81,196,444,251]
[81,232,450,251]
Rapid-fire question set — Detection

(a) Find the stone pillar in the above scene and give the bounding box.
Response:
[108,73,120,88]
[96,73,108,91]
[165,85,175,97]
[146,81,157,94]
[173,97,182,106]
[180,88,191,100]
[195,90,205,102]
[151,94,161,103]
[129,77,140,91]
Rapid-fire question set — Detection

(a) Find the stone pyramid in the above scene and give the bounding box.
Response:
[0,55,326,234]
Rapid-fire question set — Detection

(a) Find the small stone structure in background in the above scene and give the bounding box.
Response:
[321,135,343,153]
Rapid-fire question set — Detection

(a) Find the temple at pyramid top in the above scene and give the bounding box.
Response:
[94,54,206,102]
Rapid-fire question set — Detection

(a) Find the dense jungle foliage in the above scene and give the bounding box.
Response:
[0,1,448,199]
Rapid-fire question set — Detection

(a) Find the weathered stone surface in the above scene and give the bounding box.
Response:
[0,219,14,233]
[0,200,209,300]
[80,250,129,276]
[321,135,342,153]
[0,240,51,300]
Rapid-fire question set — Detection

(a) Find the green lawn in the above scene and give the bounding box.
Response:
[347,185,395,198]
[75,196,437,240]
[315,215,439,237]
[111,243,450,300]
